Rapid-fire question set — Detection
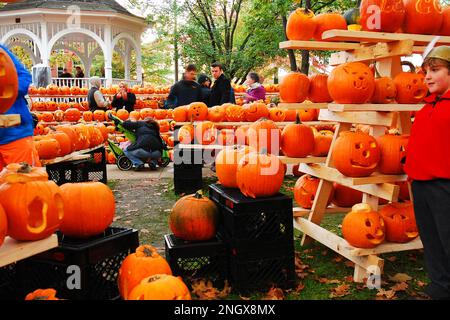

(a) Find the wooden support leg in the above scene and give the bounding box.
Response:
[353,255,384,283]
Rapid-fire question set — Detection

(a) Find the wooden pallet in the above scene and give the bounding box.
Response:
[0,235,58,268]
[0,114,20,128]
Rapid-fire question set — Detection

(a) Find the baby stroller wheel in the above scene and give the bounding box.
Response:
[117,155,133,171]
[157,157,170,168]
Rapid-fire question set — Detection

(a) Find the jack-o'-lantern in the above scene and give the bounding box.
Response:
[328,62,375,104]
[187,102,208,121]
[333,131,381,177]
[360,0,405,32]
[207,106,226,122]
[332,183,363,207]
[294,174,333,209]
[177,124,194,144]
[394,62,427,104]
[194,121,218,145]
[371,77,397,104]
[0,47,19,114]
[379,201,418,243]
[377,133,409,174]
[403,0,443,35]
[243,102,269,122]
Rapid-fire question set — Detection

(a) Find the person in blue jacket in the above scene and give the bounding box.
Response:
[0,44,40,171]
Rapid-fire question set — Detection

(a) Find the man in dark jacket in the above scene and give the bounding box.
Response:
[122,118,164,171]
[111,82,136,113]
[164,64,202,109]
[209,62,234,107]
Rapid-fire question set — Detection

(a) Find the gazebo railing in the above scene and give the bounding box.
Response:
[111,78,142,87]
[51,78,142,88]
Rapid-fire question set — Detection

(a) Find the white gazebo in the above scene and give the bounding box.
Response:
[0,0,147,87]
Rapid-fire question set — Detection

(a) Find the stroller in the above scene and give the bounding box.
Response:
[107,113,170,171]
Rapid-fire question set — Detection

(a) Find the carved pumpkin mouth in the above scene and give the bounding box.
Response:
[353,79,368,90]
[405,231,419,238]
[350,160,377,169]
[366,232,384,244]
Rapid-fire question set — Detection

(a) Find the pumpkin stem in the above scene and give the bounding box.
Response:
[194,190,203,199]
[296,112,302,124]
[17,162,32,173]
[373,64,382,78]
[401,61,416,73]
[142,246,155,257]
[148,275,161,283]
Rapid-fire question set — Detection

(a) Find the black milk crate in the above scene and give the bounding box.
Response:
[0,264,21,300]
[208,184,293,243]
[164,234,227,286]
[16,227,139,300]
[228,253,296,292]
[174,177,203,195]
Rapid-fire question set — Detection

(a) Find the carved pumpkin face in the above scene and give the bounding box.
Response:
[393,72,427,104]
[194,121,218,145]
[177,124,194,144]
[333,131,381,177]
[243,102,269,122]
[225,104,245,122]
[0,47,19,114]
[371,77,397,103]
[188,102,208,121]
[128,274,191,300]
[377,133,409,174]
[328,62,375,104]
[269,108,286,122]
[342,203,385,248]
[379,201,418,243]
[294,174,333,209]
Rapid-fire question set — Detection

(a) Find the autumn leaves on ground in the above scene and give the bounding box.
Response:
[110,176,428,300]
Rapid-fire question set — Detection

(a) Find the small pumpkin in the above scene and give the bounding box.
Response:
[207,106,226,122]
[280,73,310,103]
[215,145,254,188]
[243,102,269,122]
[64,108,81,122]
[393,62,427,104]
[311,128,333,157]
[247,118,281,154]
[187,102,208,121]
[379,201,418,243]
[281,114,315,158]
[313,13,347,41]
[225,104,245,122]
[269,107,286,122]
[116,109,129,121]
[194,121,218,145]
[377,133,409,174]
[342,203,385,248]
[128,274,191,300]
[140,108,155,120]
[294,174,333,209]
[25,289,60,300]
[331,183,363,207]
[286,8,316,40]
[177,124,194,144]
[118,245,172,300]
[83,111,93,122]
[169,191,219,241]
[308,74,332,103]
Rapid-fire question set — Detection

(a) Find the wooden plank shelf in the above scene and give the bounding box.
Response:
[175,121,337,127]
[40,145,103,166]
[280,40,361,51]
[349,237,423,257]
[293,203,391,218]
[328,103,424,112]
[319,109,395,127]
[277,102,329,110]
[0,234,58,268]
[0,114,21,128]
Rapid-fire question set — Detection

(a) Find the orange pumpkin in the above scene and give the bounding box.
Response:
[116,109,129,121]
[439,6,450,35]
[207,106,226,122]
[243,102,269,122]
[342,203,385,248]
[308,74,332,103]
[169,106,185,122]
[159,120,170,133]
[55,126,78,152]
[217,129,235,146]
[64,108,81,122]
[128,274,191,300]
[234,125,249,146]
[284,109,297,122]
[0,204,7,247]
[379,201,418,243]
[215,146,254,188]
[194,121,218,145]
[294,174,333,209]
[35,138,61,159]
[118,245,172,300]
[70,86,81,95]
[83,111,93,122]
[154,109,167,120]
[46,101,57,111]
[269,108,286,122]
[187,102,208,121]
[59,182,115,238]
[371,77,397,104]
[225,104,245,122]
[279,73,310,103]
[93,110,106,122]
[0,47,19,114]
[332,131,380,177]
[41,112,54,122]
[393,69,427,104]
[247,118,281,154]
[47,131,72,156]
[286,8,316,40]
[360,0,405,32]
[403,0,443,35]
[377,133,409,174]
[59,86,70,95]
[331,183,363,207]
[313,13,347,41]
[311,128,333,157]
[281,114,315,157]
[139,108,154,120]
[298,108,318,121]
[129,111,141,121]
[25,289,60,301]
[95,123,109,141]
[177,124,195,144]
[0,163,64,241]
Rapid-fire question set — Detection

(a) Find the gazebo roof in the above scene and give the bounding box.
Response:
[0,0,143,20]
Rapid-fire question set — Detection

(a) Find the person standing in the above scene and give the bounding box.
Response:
[197,74,212,106]
[404,46,450,300]
[243,72,266,103]
[164,64,202,109]
[209,62,234,107]
[87,76,110,112]
[75,66,85,87]
[0,44,41,170]
[111,82,136,113]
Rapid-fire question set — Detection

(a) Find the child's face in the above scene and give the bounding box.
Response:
[424,64,450,95]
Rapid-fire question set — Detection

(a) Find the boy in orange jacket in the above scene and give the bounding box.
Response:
[404,46,450,300]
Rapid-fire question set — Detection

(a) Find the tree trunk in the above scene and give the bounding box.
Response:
[173,0,179,82]
[282,15,298,72]
[301,0,312,75]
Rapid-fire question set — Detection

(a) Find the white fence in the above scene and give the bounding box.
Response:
[51,78,142,88]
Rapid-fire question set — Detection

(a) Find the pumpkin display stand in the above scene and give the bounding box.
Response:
[14,227,139,300]
[280,30,450,282]
[0,114,21,128]
[173,143,204,194]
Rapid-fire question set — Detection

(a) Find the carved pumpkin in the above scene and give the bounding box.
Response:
[70,86,81,95]
[328,62,375,104]
[284,109,297,121]
[64,108,81,122]
[342,203,385,248]
[154,109,167,120]
[379,201,418,243]
[269,108,286,122]
[247,118,281,154]
[118,245,172,300]
[169,191,219,241]
[236,151,285,198]
[59,182,115,238]
[73,125,91,150]
[0,47,19,114]
[393,66,427,104]
[83,111,93,122]
[439,6,450,36]
[280,72,310,103]
[308,74,332,103]
[371,76,397,103]
[140,108,155,120]
[360,0,405,32]
[59,86,70,95]
[128,274,191,300]
[216,145,254,188]
[332,131,381,177]
[25,289,60,301]
[311,128,333,157]
[207,106,226,122]
[403,0,443,35]
[286,8,316,40]
[187,102,208,121]
[35,138,61,159]
[377,133,409,174]
[225,104,245,122]
[0,204,7,247]
[46,101,57,111]
[128,111,140,121]
[116,109,129,121]
[95,122,109,141]
[194,121,217,145]
[55,126,78,152]
[41,112,54,122]
[47,131,72,156]
[281,114,315,157]
[54,110,65,122]
[313,13,347,40]
[294,174,333,209]
[0,163,64,241]
[332,183,363,207]
[177,124,194,144]
[243,102,269,122]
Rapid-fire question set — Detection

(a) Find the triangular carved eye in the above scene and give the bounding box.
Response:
[400,145,406,152]
[365,219,372,227]
[355,143,363,149]
[370,142,377,148]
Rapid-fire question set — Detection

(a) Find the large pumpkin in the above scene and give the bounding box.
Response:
[128,274,191,300]
[247,118,281,155]
[377,133,409,174]
[342,203,385,248]
[169,191,219,241]
[187,102,208,121]
[308,74,332,103]
[207,106,226,122]
[379,201,418,243]
[311,128,333,157]
[0,163,64,241]
[279,73,310,103]
[332,131,380,177]
[236,151,285,198]
[0,47,19,114]
[313,13,347,40]
[34,138,61,159]
[59,182,115,238]
[172,106,187,122]
[294,174,333,209]
[225,104,245,122]
[243,102,269,122]
[47,131,72,156]
[194,121,218,145]
[0,204,7,247]
[286,8,316,40]
[439,6,450,35]
[360,0,405,32]
[371,77,397,104]
[215,146,254,188]
[328,62,375,104]
[118,245,172,300]
[403,0,443,35]
[281,114,315,158]
[332,183,363,207]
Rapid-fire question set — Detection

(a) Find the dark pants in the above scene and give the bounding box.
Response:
[124,148,161,167]
[412,179,450,299]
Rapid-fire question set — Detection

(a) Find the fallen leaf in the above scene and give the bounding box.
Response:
[344,261,355,268]
[263,287,284,300]
[140,229,150,234]
[333,256,344,263]
[329,284,350,298]
[294,283,305,293]
[416,281,426,288]
[386,256,397,262]
[343,276,354,282]
[389,273,412,283]
[191,280,231,300]
[318,277,341,284]
[376,289,396,300]
[391,282,408,292]
[113,216,122,221]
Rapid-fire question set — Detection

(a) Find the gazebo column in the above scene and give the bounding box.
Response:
[40,21,49,65]
[104,24,113,87]
[124,44,130,80]
[136,44,142,85]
